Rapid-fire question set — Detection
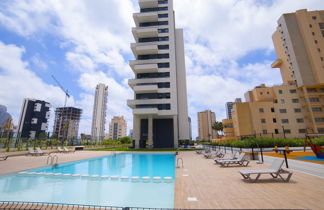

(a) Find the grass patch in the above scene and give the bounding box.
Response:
[93,147,196,152]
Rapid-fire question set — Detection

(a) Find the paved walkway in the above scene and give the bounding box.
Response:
[0,151,114,175]
[175,151,324,210]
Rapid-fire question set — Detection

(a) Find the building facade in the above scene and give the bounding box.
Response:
[127,0,190,148]
[198,110,217,141]
[228,84,307,139]
[272,9,324,134]
[17,99,51,139]
[53,107,82,140]
[108,116,127,140]
[91,83,108,141]
[225,98,242,119]
[0,105,12,130]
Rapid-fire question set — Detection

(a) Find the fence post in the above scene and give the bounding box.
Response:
[251,147,255,160]
[260,147,264,163]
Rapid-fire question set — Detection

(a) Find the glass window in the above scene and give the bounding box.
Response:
[262,130,267,134]
[273,118,277,123]
[137,53,169,60]
[260,119,266,123]
[278,90,283,94]
[158,0,168,4]
[139,21,168,27]
[158,28,169,33]
[312,107,322,112]
[289,89,297,94]
[281,119,289,124]
[309,98,320,102]
[158,45,169,50]
[137,72,169,79]
[284,129,291,134]
[292,99,299,103]
[279,109,287,113]
[140,7,168,13]
[139,36,169,43]
[319,23,324,29]
[259,108,264,113]
[158,62,170,68]
[274,129,279,134]
[296,118,304,123]
[158,13,168,18]
[299,129,306,134]
[294,108,301,113]
[271,107,275,112]
[280,99,285,104]
[315,118,324,122]
[307,88,317,93]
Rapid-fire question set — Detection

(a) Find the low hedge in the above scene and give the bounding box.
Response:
[210,136,324,148]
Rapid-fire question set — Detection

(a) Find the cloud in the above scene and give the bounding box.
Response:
[0,41,72,129]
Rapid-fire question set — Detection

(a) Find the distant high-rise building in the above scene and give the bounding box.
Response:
[198,110,217,141]
[17,99,51,139]
[91,83,108,141]
[271,9,324,134]
[108,116,127,140]
[53,107,82,140]
[225,98,242,119]
[127,0,190,148]
[0,105,12,129]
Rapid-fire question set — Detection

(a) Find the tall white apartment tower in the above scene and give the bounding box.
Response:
[91,83,108,141]
[127,0,190,148]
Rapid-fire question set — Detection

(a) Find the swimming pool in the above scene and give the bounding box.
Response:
[0,153,176,208]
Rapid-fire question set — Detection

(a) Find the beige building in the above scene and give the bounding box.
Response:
[127,0,191,148]
[108,116,127,140]
[272,9,324,134]
[198,110,217,141]
[230,84,307,139]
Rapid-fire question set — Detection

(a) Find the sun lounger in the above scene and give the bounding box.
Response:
[214,151,238,164]
[57,147,64,153]
[28,147,39,156]
[239,159,293,182]
[35,147,47,155]
[0,154,8,160]
[218,152,249,167]
[64,147,74,153]
[204,150,218,159]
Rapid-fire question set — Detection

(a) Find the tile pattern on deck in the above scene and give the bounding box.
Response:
[175,151,324,210]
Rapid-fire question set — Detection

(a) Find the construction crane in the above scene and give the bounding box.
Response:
[51,75,70,107]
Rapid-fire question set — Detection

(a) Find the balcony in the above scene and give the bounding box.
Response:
[133,108,159,115]
[127,99,171,108]
[271,59,282,68]
[133,12,158,27]
[132,27,158,40]
[128,78,170,87]
[130,63,158,74]
[131,44,158,56]
[133,85,158,93]
[139,0,158,9]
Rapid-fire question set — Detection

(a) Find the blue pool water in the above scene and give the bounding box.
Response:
[294,156,324,161]
[0,153,176,208]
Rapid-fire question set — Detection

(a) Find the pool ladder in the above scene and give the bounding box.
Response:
[47,155,58,165]
[176,158,184,168]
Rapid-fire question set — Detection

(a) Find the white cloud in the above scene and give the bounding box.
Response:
[0,41,73,130]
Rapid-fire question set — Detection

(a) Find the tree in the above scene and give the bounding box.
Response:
[119,136,132,144]
[212,121,223,137]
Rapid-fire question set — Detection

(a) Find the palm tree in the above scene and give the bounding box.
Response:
[212,121,223,138]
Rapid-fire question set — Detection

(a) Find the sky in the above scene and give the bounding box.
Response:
[0,0,323,139]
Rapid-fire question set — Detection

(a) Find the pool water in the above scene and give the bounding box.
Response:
[0,153,176,208]
[294,156,324,162]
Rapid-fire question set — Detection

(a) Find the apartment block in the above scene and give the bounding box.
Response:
[91,83,108,141]
[17,99,51,139]
[53,107,82,140]
[198,110,217,141]
[108,116,127,140]
[272,9,324,134]
[127,0,190,148]
[230,84,307,139]
[225,98,242,119]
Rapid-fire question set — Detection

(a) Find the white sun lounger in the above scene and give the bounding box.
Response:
[218,152,249,167]
[214,151,238,164]
[35,147,46,155]
[239,159,293,182]
[0,154,8,160]
[28,147,39,156]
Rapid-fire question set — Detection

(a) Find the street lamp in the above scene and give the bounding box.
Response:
[281,124,286,139]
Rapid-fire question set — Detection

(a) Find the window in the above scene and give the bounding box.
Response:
[158,28,169,33]
[158,45,169,50]
[261,119,266,123]
[137,72,169,79]
[158,0,168,4]
[318,48,321,53]
[138,36,169,43]
[315,40,318,44]
[278,89,283,94]
[296,118,304,123]
[309,98,320,102]
[279,109,287,113]
[158,13,168,18]
[299,129,306,134]
[262,130,267,134]
[139,21,168,27]
[318,128,324,133]
[292,99,299,103]
[260,92,263,95]
[259,108,264,113]
[280,99,285,104]
[312,32,315,36]
[321,57,324,61]
[273,118,277,123]
[294,108,301,113]
[307,88,317,93]
[284,129,291,134]
[312,107,322,112]
[136,92,170,100]
[275,129,279,134]
[315,118,324,122]
[319,23,324,29]
[271,107,275,112]
[140,7,168,12]
[281,119,289,124]
[309,24,313,28]
[322,30,324,37]
[158,62,169,68]
[289,89,297,94]
[136,104,171,110]
[312,16,317,20]
[137,53,169,60]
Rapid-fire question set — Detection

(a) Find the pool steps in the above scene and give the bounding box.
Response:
[18,172,173,182]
